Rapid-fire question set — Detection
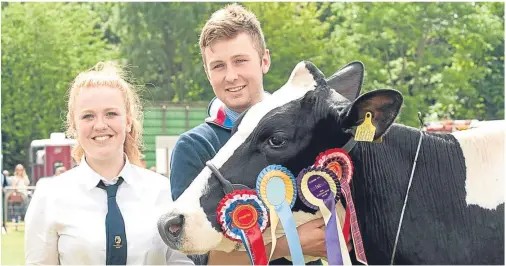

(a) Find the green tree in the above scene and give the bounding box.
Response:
[113,2,221,104]
[1,2,119,172]
[324,2,504,125]
[244,2,333,92]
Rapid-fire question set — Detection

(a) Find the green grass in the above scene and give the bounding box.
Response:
[1,223,25,265]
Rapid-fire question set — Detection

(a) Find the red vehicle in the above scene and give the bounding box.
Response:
[423,119,480,133]
[29,132,77,184]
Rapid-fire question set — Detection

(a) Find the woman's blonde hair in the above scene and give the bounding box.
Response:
[65,62,144,167]
[14,164,28,179]
[14,164,30,185]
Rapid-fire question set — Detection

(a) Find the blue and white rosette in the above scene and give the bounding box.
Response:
[256,165,304,265]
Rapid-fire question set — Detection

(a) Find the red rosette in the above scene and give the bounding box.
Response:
[216,190,270,265]
[314,148,354,243]
[314,148,354,185]
[216,190,269,242]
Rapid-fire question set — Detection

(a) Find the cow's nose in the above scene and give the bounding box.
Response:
[166,214,185,238]
[157,213,185,249]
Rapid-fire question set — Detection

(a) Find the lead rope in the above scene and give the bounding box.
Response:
[390,112,425,265]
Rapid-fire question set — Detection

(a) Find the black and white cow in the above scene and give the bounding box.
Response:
[159,61,505,265]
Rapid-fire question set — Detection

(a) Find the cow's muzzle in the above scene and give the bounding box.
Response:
[157,213,185,250]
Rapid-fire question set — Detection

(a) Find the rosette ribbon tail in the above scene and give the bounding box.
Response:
[268,210,279,261]
[240,226,268,265]
[239,231,254,264]
[342,182,368,265]
[322,194,343,265]
[275,201,305,265]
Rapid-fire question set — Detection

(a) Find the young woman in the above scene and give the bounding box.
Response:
[10,164,30,225]
[24,62,194,265]
[12,164,30,196]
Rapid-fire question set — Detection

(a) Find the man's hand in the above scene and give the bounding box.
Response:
[275,216,356,261]
[274,218,327,258]
[297,218,328,257]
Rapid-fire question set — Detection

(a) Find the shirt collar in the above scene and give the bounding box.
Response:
[205,91,271,130]
[224,106,241,125]
[79,154,135,190]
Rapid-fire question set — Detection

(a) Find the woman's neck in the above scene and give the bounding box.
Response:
[86,154,125,181]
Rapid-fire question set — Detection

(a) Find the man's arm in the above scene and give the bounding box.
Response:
[170,133,213,201]
[208,218,328,265]
[207,242,286,265]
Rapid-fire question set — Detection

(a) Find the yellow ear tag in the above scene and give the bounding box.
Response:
[354,112,376,142]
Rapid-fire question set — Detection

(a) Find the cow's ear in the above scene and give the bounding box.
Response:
[342,89,403,140]
[325,61,364,102]
[285,61,319,91]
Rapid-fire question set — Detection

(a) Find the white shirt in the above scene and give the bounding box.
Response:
[24,157,194,265]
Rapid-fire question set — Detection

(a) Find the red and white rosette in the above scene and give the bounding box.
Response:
[216,190,269,265]
[315,148,368,265]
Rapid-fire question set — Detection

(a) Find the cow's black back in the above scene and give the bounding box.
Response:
[349,124,504,264]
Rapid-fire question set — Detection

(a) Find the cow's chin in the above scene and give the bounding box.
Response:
[179,218,247,254]
[179,212,243,254]
[175,210,225,254]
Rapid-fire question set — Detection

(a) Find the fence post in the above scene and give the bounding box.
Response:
[162,104,167,135]
[3,190,7,228]
[185,105,190,131]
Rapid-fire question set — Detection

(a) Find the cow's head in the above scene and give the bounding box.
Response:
[158,61,403,254]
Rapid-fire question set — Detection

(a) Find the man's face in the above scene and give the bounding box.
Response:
[204,32,270,112]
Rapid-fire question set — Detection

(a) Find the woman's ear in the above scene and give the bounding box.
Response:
[126,117,133,133]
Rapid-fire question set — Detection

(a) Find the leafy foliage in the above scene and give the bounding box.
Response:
[1,2,118,170]
[112,3,221,104]
[1,2,503,171]
[322,2,504,125]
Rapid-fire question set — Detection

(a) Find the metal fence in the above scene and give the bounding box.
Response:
[2,186,35,231]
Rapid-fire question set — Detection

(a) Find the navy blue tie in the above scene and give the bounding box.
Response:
[98,177,127,265]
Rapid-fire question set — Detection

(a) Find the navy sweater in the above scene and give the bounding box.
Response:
[170,121,231,201]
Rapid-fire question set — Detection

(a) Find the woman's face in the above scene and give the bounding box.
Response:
[14,164,24,176]
[73,86,132,163]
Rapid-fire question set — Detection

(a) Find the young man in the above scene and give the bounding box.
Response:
[170,4,327,265]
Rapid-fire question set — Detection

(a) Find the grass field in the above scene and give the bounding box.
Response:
[1,223,25,265]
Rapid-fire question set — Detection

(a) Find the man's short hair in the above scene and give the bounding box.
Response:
[199,3,266,67]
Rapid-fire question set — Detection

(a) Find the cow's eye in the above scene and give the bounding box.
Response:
[268,136,286,148]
